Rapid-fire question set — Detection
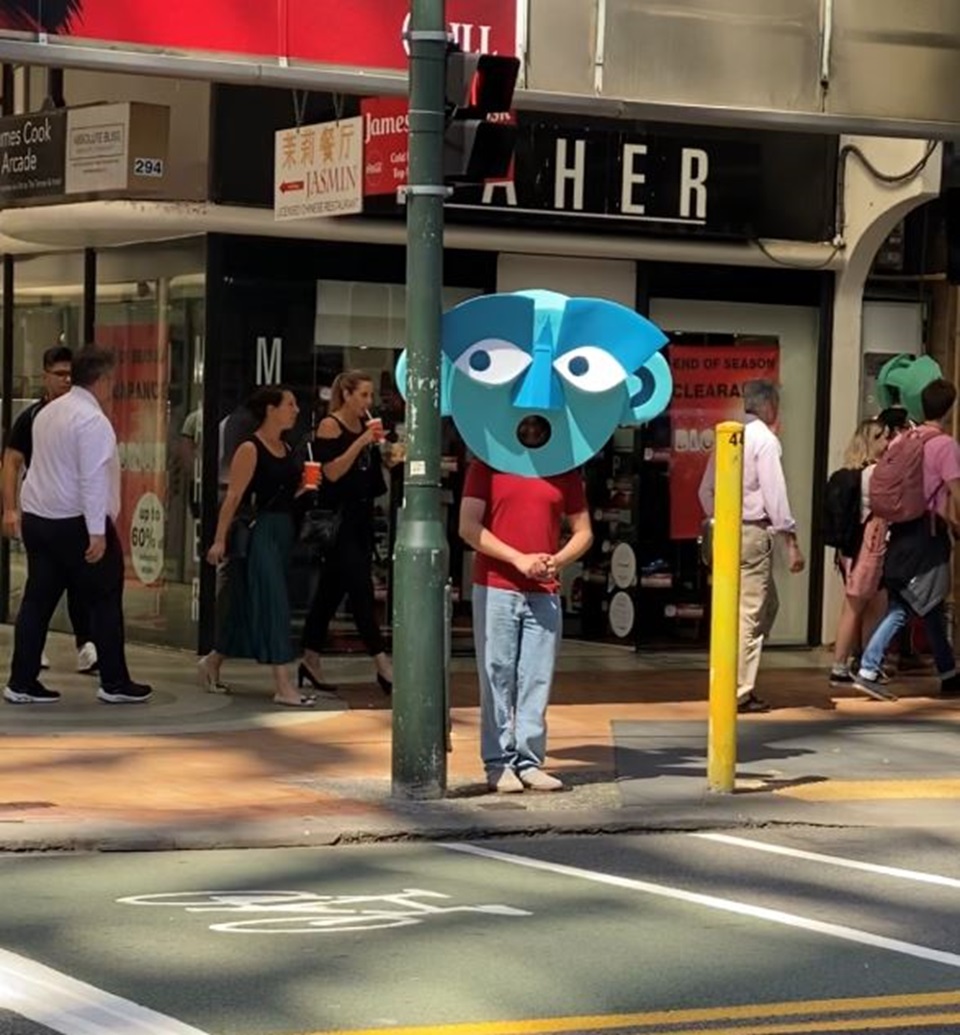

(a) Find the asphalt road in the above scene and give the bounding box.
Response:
[2,827,960,1035]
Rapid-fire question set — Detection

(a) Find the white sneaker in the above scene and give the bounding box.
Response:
[40,653,50,670]
[76,642,98,674]
[518,768,564,792]
[487,768,524,794]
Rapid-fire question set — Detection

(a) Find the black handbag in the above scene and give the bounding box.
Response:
[298,504,342,552]
[226,478,286,562]
[297,441,342,552]
[227,508,257,560]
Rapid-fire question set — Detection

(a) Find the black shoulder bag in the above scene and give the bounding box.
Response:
[226,447,289,560]
[298,442,342,553]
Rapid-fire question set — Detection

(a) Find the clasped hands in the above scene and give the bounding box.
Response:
[515,552,559,582]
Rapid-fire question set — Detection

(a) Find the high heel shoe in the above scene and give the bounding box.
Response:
[197,655,231,694]
[297,663,339,694]
[377,672,393,696]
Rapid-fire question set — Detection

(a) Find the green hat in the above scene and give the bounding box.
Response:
[876,354,943,423]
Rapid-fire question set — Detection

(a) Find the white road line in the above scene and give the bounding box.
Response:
[0,946,211,1035]
[692,833,960,889]
[445,843,960,970]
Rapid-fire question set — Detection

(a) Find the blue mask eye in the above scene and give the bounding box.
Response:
[455,339,533,386]
[554,346,627,393]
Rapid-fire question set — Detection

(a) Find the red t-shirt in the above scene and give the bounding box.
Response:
[462,461,588,594]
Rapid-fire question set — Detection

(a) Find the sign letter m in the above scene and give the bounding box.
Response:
[256,336,283,385]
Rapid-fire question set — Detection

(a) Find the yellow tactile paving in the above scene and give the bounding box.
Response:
[777,778,960,801]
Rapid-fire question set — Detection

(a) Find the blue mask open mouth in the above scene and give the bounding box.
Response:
[517,416,552,449]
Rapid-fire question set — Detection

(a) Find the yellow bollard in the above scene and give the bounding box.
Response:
[707,421,744,794]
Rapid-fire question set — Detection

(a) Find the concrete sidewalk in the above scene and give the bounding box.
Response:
[0,630,959,852]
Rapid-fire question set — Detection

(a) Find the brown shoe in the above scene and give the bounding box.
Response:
[518,768,563,792]
[487,768,524,794]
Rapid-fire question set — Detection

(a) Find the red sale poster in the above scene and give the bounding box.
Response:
[0,1,517,71]
[667,343,780,540]
[97,322,169,587]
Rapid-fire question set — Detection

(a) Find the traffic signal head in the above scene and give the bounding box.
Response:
[444,119,517,183]
[444,47,520,184]
[446,51,520,117]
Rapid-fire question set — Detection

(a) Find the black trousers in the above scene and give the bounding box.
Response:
[9,515,130,690]
[65,583,92,649]
[302,519,385,657]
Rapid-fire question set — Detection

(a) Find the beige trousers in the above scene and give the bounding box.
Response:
[738,524,779,699]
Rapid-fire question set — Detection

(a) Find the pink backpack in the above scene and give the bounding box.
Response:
[845,515,888,600]
[868,425,944,523]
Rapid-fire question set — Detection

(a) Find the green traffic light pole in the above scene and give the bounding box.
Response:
[392,0,451,799]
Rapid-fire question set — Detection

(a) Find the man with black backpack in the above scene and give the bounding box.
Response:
[852,379,960,701]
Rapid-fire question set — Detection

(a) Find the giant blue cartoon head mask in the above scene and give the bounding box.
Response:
[397,290,672,477]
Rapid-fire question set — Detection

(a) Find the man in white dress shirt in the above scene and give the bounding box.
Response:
[699,380,805,713]
[4,347,151,705]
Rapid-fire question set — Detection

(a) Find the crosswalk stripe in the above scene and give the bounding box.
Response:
[445,842,960,969]
[694,833,960,888]
[0,946,210,1035]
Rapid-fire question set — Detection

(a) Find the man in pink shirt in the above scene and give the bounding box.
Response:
[700,380,805,712]
[853,379,960,700]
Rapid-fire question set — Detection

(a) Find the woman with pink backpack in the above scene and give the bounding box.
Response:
[825,418,892,689]
[852,380,960,701]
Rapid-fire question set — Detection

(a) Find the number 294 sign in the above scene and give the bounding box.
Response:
[134,157,164,178]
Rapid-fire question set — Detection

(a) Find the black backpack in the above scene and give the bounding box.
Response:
[822,467,863,558]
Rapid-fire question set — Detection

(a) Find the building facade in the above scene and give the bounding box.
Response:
[0,2,953,656]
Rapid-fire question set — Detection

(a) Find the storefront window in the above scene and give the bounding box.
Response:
[309,280,477,648]
[645,299,819,648]
[96,240,206,651]
[7,252,84,628]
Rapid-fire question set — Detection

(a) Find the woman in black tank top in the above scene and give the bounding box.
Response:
[300,370,396,694]
[202,386,313,707]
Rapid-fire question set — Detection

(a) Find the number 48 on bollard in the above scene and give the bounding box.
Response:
[708,421,744,794]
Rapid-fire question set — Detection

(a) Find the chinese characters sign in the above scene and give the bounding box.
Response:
[274,117,362,221]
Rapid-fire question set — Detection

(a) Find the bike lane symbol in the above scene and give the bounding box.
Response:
[118,889,533,933]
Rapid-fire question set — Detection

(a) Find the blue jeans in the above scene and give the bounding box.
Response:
[859,596,956,680]
[473,585,562,773]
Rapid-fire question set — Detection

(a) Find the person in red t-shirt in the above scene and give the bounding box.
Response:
[460,441,593,793]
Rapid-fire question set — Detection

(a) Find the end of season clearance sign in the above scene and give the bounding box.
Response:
[667,344,780,541]
[0,1,517,71]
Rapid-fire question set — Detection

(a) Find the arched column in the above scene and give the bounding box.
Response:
[821,137,943,642]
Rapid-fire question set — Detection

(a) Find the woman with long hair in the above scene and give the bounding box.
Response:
[828,418,891,687]
[299,370,395,694]
[200,386,314,707]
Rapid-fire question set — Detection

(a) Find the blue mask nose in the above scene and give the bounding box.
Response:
[513,348,564,411]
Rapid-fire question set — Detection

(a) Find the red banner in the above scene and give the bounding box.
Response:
[362,97,410,197]
[1,1,517,71]
[667,343,780,540]
[97,323,169,587]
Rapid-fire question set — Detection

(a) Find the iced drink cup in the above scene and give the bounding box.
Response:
[302,461,322,489]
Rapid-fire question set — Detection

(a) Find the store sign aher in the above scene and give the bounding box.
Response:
[362,109,763,237]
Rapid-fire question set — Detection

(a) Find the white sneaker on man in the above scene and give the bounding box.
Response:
[518,768,564,792]
[76,642,98,674]
[487,768,524,794]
